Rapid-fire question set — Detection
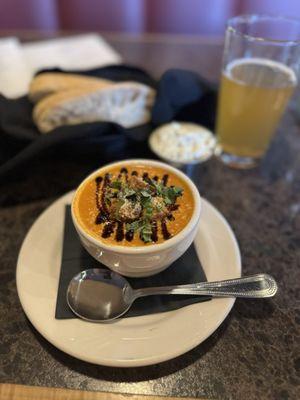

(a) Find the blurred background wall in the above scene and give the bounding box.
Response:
[0,0,300,35]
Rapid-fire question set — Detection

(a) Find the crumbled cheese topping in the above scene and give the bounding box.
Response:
[149,122,216,163]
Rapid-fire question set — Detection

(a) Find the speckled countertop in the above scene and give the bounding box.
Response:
[0,34,299,400]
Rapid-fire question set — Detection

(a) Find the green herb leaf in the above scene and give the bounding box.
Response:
[140,222,153,243]
[162,186,183,205]
[105,197,111,206]
[141,190,151,197]
[126,220,140,232]
[140,196,151,207]
[110,180,122,189]
[114,199,125,221]
[158,184,165,195]
[144,202,153,219]
[164,197,172,205]
[173,186,183,196]
[106,171,183,234]
[124,188,136,198]
[105,188,118,199]
[155,202,163,211]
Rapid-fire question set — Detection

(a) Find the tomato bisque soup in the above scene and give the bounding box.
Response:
[73,163,194,247]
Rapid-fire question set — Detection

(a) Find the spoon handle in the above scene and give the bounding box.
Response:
[133,274,277,299]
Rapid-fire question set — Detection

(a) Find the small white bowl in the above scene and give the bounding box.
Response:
[149,122,216,168]
[71,159,201,277]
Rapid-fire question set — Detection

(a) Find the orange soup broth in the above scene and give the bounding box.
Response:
[73,163,194,246]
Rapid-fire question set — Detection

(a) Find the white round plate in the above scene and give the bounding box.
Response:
[16,191,241,367]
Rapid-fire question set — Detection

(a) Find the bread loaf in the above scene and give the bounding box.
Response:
[33,82,155,133]
[29,72,113,103]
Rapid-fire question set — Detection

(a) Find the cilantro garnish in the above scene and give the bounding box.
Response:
[140,222,153,243]
[163,186,183,204]
[114,199,125,221]
[123,187,136,198]
[110,180,122,189]
[141,190,151,198]
[126,220,153,243]
[143,198,153,219]
[126,220,140,232]
[104,174,183,243]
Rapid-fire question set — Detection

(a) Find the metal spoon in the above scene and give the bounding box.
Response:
[66,269,278,322]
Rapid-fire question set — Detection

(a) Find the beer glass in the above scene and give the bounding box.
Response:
[216,15,300,168]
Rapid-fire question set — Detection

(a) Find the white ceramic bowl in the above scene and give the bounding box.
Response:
[71,159,201,277]
[148,122,216,168]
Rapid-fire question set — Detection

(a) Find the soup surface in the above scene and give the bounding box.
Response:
[73,163,194,246]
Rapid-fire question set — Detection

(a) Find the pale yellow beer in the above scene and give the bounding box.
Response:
[216,58,297,158]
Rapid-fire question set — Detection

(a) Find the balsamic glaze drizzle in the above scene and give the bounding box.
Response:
[95,212,107,224]
[95,176,108,224]
[102,222,115,238]
[94,170,179,242]
[101,173,110,214]
[161,219,171,240]
[96,173,111,227]
[95,176,103,210]
[151,220,158,242]
[125,229,134,241]
[115,221,125,241]
[118,167,128,182]
[162,174,169,186]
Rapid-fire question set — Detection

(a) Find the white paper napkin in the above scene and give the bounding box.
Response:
[0,37,31,98]
[0,34,122,98]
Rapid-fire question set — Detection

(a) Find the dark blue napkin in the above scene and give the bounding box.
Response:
[0,65,216,183]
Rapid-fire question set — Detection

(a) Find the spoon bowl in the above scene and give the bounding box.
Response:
[67,268,278,323]
[67,269,134,321]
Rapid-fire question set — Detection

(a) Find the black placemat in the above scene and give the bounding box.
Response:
[56,206,210,319]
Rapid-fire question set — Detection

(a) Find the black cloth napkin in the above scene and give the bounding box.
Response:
[56,206,210,319]
[0,65,216,183]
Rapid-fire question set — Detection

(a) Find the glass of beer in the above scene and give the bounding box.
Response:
[216,15,300,168]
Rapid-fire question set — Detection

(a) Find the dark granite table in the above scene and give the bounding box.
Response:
[0,32,299,400]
